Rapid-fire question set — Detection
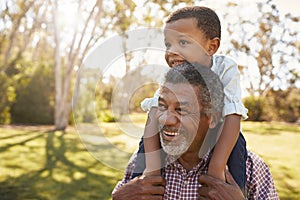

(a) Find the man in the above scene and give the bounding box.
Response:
[112,63,278,199]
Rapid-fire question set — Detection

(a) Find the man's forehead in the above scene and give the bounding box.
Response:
[160,83,199,102]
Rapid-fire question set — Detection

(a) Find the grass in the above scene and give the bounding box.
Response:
[242,122,300,199]
[0,119,299,199]
[0,126,125,200]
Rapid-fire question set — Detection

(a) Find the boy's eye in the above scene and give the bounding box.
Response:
[164,42,171,49]
[179,40,188,46]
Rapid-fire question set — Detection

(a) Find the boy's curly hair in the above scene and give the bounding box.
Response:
[166,6,221,40]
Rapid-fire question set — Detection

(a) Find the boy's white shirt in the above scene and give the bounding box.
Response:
[141,54,248,120]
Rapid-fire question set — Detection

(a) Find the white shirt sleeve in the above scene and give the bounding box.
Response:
[211,55,248,120]
[140,89,160,111]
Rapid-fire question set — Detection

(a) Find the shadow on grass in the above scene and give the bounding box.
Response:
[0,133,43,152]
[0,130,121,200]
[0,130,41,140]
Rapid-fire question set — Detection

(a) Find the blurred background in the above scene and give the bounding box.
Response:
[0,0,299,199]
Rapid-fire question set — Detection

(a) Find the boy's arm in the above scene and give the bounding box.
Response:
[208,114,241,181]
[143,107,161,175]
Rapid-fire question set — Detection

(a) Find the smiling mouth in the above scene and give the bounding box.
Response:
[163,130,179,137]
[170,60,185,67]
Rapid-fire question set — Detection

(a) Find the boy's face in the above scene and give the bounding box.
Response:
[164,18,213,68]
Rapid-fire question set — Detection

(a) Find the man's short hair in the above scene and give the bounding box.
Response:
[165,6,221,40]
[163,63,224,116]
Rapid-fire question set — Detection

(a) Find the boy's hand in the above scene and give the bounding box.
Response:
[112,175,166,200]
[207,166,226,182]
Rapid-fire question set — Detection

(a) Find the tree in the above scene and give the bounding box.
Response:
[222,0,300,97]
[0,0,45,123]
[50,0,108,130]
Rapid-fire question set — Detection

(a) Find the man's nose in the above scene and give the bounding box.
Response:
[159,110,179,126]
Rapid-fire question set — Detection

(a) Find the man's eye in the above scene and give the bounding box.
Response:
[175,108,189,115]
[158,103,167,111]
[179,40,188,46]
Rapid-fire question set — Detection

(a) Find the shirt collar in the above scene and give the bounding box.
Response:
[163,150,212,175]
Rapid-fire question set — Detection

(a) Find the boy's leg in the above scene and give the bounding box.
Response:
[131,138,145,179]
[227,133,247,195]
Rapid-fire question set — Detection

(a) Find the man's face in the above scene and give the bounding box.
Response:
[157,82,211,157]
[164,18,212,68]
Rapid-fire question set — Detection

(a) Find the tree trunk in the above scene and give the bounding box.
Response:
[53,0,68,131]
[52,0,104,131]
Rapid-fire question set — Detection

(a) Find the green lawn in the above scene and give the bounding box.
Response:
[0,120,299,199]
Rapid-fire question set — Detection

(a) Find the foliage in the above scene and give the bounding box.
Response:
[129,83,159,112]
[0,73,15,124]
[10,62,55,124]
[223,0,300,97]
[243,87,300,122]
[264,88,300,122]
[243,96,265,121]
[0,0,299,128]
[99,110,117,123]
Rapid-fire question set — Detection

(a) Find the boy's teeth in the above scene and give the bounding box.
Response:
[173,61,183,66]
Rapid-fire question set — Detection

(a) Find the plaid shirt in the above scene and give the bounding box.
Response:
[112,151,279,200]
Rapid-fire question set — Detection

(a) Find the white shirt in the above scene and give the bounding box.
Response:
[141,55,248,120]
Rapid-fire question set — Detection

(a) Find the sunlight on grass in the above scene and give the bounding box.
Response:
[0,120,299,199]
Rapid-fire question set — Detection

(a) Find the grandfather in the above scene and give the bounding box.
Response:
[112,63,278,200]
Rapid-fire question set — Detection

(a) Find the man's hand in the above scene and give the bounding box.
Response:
[198,170,244,200]
[112,175,166,200]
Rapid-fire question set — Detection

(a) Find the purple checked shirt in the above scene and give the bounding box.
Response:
[112,151,279,200]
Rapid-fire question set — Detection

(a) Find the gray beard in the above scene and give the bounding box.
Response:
[159,132,190,156]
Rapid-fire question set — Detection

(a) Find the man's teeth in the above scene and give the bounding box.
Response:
[164,130,179,136]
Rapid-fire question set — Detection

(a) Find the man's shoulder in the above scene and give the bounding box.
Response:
[246,151,268,167]
[245,151,279,199]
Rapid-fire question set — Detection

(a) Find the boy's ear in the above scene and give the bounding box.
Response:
[208,113,220,129]
[207,37,220,56]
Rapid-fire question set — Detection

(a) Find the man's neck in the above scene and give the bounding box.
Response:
[178,151,201,171]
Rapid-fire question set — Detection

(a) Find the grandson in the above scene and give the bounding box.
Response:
[133,6,248,193]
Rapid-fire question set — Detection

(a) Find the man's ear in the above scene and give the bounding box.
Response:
[208,113,220,129]
[207,37,220,56]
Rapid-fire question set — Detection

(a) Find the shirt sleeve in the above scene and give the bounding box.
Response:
[246,152,279,200]
[112,153,137,194]
[140,89,160,111]
[212,55,248,120]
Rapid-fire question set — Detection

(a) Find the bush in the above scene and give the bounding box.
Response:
[11,63,54,124]
[0,73,16,124]
[243,96,265,121]
[265,88,300,122]
[98,110,117,122]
